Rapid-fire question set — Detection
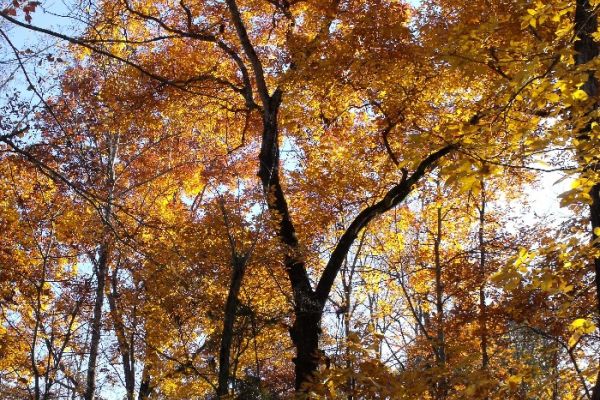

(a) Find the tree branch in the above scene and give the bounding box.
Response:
[225,0,271,107]
[314,144,456,305]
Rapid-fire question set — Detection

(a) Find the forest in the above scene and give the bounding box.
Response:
[0,0,599,399]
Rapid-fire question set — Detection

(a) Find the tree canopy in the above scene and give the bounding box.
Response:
[0,0,599,398]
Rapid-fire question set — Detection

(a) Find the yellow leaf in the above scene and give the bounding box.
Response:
[570,318,596,334]
[572,89,589,101]
[540,273,554,292]
[568,334,580,348]
[529,18,537,28]
[507,375,522,389]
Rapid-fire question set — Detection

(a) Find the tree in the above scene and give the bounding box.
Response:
[1,0,600,398]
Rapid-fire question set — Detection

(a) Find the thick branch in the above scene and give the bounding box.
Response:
[314,144,456,305]
[225,0,271,107]
[224,1,303,293]
[256,91,313,297]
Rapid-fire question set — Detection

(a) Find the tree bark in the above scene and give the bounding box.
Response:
[84,134,118,400]
[478,179,489,370]
[342,232,364,400]
[107,267,135,400]
[574,1,600,398]
[217,256,247,397]
[138,338,153,400]
[433,202,447,400]
[84,241,109,400]
[255,91,322,391]
[592,182,600,400]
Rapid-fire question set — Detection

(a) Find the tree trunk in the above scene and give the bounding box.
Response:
[217,256,247,397]
[138,341,153,400]
[343,291,354,400]
[255,92,323,391]
[107,268,135,400]
[342,240,362,400]
[592,182,600,400]
[289,304,322,391]
[478,179,489,370]
[574,1,600,398]
[434,204,447,400]
[84,134,118,400]
[84,242,109,400]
